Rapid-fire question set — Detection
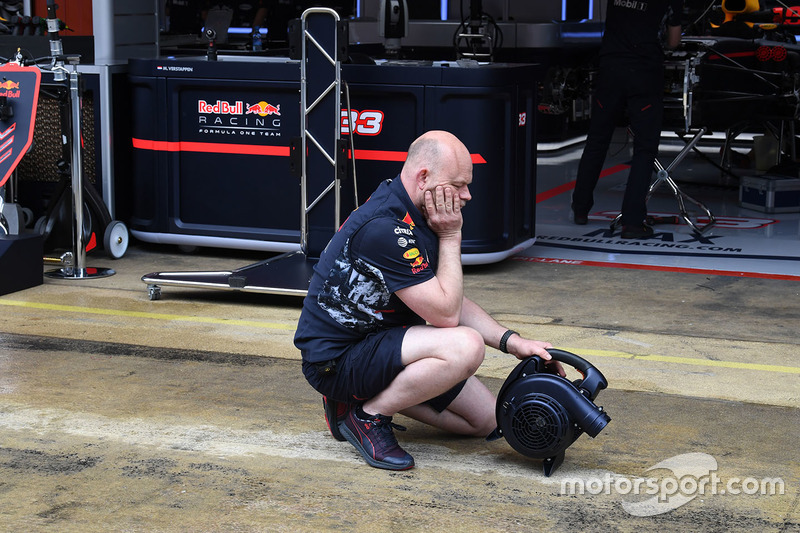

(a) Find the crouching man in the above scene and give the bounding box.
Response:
[294,130,560,470]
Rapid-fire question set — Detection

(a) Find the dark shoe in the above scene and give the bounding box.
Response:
[571,202,589,225]
[323,396,350,442]
[621,224,654,239]
[339,408,415,470]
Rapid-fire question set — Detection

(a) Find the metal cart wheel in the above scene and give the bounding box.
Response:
[147,284,161,301]
[103,220,129,259]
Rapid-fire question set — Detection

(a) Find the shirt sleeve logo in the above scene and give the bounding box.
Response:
[402,211,416,229]
[402,248,420,260]
[410,255,429,274]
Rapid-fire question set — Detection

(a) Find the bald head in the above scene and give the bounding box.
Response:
[400,131,473,209]
[402,130,469,177]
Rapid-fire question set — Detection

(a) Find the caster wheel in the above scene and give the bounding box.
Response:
[34,215,46,235]
[148,285,161,301]
[178,244,199,254]
[104,220,129,259]
[21,207,34,228]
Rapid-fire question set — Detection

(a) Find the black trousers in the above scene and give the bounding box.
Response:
[572,59,665,227]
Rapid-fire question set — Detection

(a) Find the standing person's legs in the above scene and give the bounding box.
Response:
[621,66,664,227]
[572,66,625,218]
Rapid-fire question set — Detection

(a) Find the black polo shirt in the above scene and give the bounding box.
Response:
[294,177,438,363]
[601,0,683,66]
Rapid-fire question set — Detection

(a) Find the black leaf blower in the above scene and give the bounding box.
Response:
[487,349,611,476]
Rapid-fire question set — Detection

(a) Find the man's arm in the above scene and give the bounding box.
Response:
[397,185,556,365]
[459,297,556,363]
[396,186,463,327]
[395,251,462,327]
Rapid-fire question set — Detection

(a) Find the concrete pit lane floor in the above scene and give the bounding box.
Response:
[0,243,798,532]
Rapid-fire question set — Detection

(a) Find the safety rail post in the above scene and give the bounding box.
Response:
[299,7,344,258]
[44,68,115,280]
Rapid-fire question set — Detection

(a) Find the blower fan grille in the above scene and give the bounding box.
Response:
[511,394,571,454]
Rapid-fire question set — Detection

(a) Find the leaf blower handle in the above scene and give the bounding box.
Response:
[545,348,608,400]
[545,348,593,373]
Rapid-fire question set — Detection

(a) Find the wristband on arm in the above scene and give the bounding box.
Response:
[499,329,518,354]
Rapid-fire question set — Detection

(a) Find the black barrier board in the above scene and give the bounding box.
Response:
[128,58,543,262]
[0,63,40,188]
[0,233,43,295]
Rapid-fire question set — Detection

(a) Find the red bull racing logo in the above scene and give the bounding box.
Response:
[246,101,280,116]
[198,100,243,114]
[0,78,21,98]
[197,98,281,137]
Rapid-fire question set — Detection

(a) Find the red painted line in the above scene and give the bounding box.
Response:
[536,163,630,204]
[352,149,486,164]
[132,138,289,157]
[536,181,578,204]
[513,256,800,281]
[133,138,487,164]
[707,51,756,60]
[351,149,407,162]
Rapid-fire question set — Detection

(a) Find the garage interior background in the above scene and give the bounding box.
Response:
[1,0,798,280]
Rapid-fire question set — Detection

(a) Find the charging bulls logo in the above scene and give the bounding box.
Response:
[0,79,20,96]
[410,254,429,274]
[246,101,280,116]
[0,63,40,188]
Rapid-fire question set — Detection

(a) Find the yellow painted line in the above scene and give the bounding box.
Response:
[570,348,800,375]
[3,298,798,374]
[0,299,295,331]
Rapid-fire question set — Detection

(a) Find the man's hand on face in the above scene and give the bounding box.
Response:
[424,185,462,240]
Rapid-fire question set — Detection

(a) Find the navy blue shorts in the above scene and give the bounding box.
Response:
[302,327,466,413]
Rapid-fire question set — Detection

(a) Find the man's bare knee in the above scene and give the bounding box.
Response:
[473,414,497,437]
[445,327,485,378]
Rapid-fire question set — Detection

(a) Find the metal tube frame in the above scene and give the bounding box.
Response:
[44,68,114,280]
[611,127,716,235]
[138,7,345,299]
[70,71,86,272]
[299,7,342,254]
[613,55,715,235]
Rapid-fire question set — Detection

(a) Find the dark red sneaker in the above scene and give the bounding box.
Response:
[322,396,350,442]
[338,408,415,470]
